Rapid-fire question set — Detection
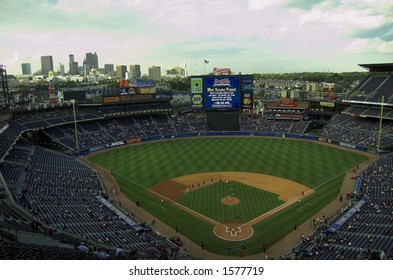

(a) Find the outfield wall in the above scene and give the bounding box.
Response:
[71,131,388,157]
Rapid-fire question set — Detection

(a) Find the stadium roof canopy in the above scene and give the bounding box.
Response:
[358,63,393,72]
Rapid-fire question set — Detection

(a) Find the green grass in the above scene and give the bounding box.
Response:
[178,181,283,223]
[88,137,367,256]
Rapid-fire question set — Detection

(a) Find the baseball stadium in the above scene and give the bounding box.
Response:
[0,63,393,260]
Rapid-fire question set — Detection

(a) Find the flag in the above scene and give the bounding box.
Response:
[204,59,209,64]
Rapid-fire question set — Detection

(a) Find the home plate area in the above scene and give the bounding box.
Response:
[214,222,254,241]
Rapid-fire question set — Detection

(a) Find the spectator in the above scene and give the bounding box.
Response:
[78,242,89,253]
[116,245,125,257]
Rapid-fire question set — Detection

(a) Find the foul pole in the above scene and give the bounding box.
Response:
[377,95,384,153]
[72,99,80,154]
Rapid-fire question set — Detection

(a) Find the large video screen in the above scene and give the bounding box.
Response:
[204,76,240,110]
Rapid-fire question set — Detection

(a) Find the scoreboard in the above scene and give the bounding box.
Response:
[191,75,253,110]
[204,76,240,110]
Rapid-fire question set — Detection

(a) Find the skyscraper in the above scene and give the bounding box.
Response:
[129,64,141,79]
[83,64,90,76]
[69,54,74,74]
[104,64,114,75]
[21,63,32,75]
[148,66,161,81]
[41,55,54,76]
[69,54,78,75]
[115,65,127,79]
[57,63,65,75]
[84,52,99,70]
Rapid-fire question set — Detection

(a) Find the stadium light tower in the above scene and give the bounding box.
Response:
[71,99,80,154]
[0,64,10,108]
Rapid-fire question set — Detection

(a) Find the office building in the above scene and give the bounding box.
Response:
[116,65,127,79]
[57,63,65,75]
[21,63,32,75]
[69,54,79,75]
[104,64,114,75]
[41,55,54,76]
[129,64,141,79]
[148,66,161,81]
[84,52,99,70]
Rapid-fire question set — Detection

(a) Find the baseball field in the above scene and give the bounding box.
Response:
[88,137,367,256]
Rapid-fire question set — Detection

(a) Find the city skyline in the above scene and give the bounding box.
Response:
[1,0,392,76]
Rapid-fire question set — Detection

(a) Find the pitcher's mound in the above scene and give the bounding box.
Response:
[221,196,239,205]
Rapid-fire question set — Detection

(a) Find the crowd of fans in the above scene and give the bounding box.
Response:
[1,96,393,259]
[291,154,393,260]
[0,131,191,259]
[41,113,209,150]
[37,111,310,151]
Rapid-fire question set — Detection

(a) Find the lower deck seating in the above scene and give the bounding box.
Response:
[291,153,393,260]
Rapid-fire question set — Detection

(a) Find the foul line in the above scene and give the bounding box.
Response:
[148,188,227,228]
[113,172,228,229]
[242,190,313,227]
[150,202,167,211]
[115,174,239,236]
[113,173,147,189]
[297,203,313,212]
[243,166,358,227]
[313,167,356,191]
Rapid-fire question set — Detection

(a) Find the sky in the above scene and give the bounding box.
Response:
[0,0,392,75]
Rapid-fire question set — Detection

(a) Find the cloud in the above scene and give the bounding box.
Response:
[282,0,325,10]
[345,38,393,54]
[290,0,392,57]
[1,0,392,75]
[247,0,282,10]
[298,5,385,30]
[349,24,393,42]
[377,41,393,53]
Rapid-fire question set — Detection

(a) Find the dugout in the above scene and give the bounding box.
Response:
[205,110,240,131]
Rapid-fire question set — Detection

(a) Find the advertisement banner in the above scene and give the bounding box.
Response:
[126,138,141,144]
[89,146,105,153]
[137,87,156,94]
[105,141,125,148]
[191,77,203,93]
[129,79,155,87]
[204,76,240,110]
[241,75,253,109]
[156,92,172,99]
[119,87,129,95]
[103,96,120,103]
[119,87,136,95]
[120,95,131,101]
[191,93,203,109]
[320,101,335,108]
[129,94,154,101]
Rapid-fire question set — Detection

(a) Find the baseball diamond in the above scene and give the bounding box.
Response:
[88,137,368,257]
[149,172,314,241]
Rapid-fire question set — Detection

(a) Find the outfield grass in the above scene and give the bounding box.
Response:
[88,137,367,256]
